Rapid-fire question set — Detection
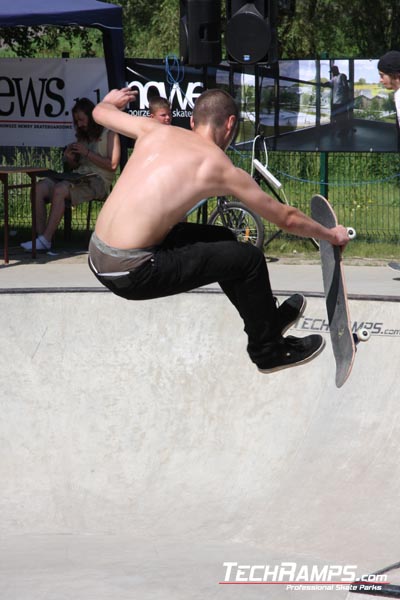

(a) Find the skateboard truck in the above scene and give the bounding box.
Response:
[345,229,370,346]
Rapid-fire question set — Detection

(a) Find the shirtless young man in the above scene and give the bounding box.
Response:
[89,87,349,373]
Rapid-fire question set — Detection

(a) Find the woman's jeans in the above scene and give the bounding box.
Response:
[89,222,280,366]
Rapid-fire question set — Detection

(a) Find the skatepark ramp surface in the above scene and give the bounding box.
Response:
[1,287,400,600]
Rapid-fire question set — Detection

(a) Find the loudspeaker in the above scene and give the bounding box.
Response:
[180,0,222,66]
[226,1,276,64]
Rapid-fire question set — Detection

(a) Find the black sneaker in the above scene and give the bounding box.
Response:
[276,293,306,335]
[258,334,325,373]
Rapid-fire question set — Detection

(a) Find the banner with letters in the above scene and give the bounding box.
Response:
[125,58,216,129]
[1,56,396,152]
[0,58,108,147]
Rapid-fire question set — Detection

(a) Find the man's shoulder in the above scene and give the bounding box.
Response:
[219,161,252,190]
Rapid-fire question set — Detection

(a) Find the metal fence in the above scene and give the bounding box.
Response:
[1,148,400,246]
[229,149,400,243]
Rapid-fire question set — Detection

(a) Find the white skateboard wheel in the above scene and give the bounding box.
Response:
[347,227,356,239]
[356,328,370,342]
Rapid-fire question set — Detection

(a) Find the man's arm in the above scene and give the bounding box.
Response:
[92,87,156,140]
[228,167,350,247]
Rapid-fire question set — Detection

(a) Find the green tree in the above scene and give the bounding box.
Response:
[277,0,357,58]
[0,26,103,58]
[277,0,400,58]
[339,0,400,55]
[2,1,400,60]
[116,0,179,58]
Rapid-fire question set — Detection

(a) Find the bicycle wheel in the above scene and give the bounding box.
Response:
[208,200,265,249]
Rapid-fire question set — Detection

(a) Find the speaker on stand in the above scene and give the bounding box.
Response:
[226,1,277,65]
[180,0,222,66]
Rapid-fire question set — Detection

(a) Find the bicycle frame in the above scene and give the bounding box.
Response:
[250,135,319,250]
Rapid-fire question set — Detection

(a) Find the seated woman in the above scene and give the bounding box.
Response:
[21,97,120,251]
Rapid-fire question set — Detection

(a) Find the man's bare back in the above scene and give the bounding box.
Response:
[92,87,350,251]
[94,122,237,248]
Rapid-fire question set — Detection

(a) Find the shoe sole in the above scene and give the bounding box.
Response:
[281,296,307,336]
[258,337,326,374]
[21,247,49,253]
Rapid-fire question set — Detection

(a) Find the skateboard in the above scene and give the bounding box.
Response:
[311,194,369,387]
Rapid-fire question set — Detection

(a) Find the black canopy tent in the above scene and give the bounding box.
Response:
[0,0,125,90]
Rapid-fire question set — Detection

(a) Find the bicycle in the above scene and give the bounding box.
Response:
[207,196,265,248]
[249,135,319,250]
[187,195,265,249]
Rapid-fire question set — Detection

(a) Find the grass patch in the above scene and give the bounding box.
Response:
[262,235,399,262]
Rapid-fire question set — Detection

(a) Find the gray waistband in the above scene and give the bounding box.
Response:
[90,231,157,258]
[89,232,157,275]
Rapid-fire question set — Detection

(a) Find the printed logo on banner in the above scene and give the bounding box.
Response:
[0,77,66,118]
[0,58,108,147]
[128,80,204,119]
[125,59,208,127]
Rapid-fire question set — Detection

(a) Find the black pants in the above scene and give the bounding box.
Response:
[90,222,280,367]
[332,102,349,132]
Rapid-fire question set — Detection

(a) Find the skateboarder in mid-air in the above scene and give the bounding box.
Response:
[88,87,350,373]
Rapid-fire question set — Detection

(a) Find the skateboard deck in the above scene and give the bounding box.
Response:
[311,194,355,387]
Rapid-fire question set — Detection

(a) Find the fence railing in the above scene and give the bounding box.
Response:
[1,148,400,245]
[228,149,400,243]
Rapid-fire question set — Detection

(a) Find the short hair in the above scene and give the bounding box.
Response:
[192,89,239,129]
[149,96,171,115]
[378,51,400,75]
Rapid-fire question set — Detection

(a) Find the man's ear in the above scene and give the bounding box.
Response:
[227,114,236,131]
[190,115,195,130]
